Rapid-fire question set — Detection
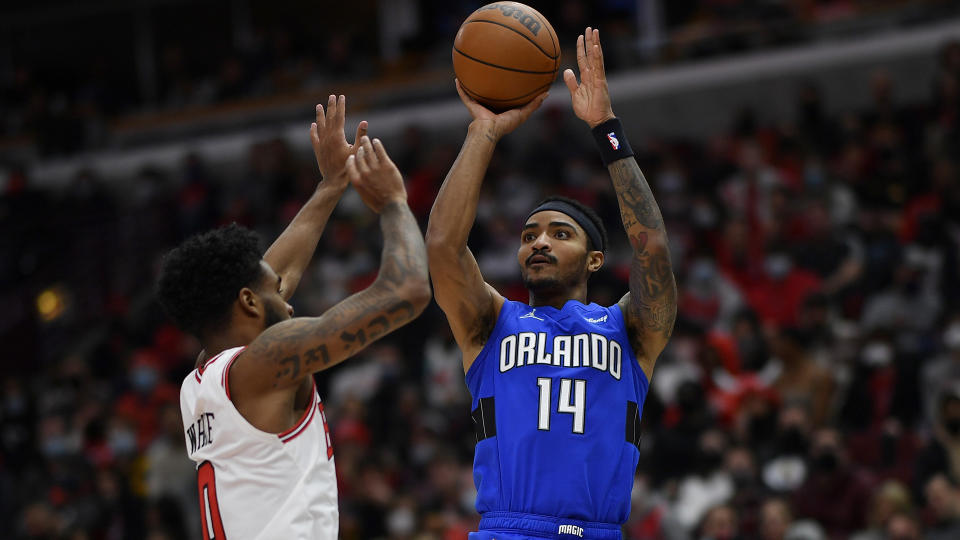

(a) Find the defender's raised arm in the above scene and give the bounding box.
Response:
[263,95,367,300]
[229,137,430,428]
[564,28,677,380]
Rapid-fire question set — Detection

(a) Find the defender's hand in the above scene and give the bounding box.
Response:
[310,94,368,188]
[345,136,407,213]
[564,27,615,129]
[456,79,547,141]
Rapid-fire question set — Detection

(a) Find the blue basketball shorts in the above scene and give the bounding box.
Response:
[470,511,622,540]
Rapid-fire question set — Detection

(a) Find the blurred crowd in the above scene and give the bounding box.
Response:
[4,22,960,540]
[3,0,957,157]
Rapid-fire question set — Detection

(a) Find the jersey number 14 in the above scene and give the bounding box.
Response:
[537,378,586,434]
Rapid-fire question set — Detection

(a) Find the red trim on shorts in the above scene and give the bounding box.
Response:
[279,383,319,443]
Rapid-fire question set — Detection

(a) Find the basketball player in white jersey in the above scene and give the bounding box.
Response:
[156,96,430,540]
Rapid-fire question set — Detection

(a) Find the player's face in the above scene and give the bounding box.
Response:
[257,261,294,329]
[518,210,592,293]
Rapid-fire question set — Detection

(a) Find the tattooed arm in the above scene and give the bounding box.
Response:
[565,28,676,380]
[230,137,430,433]
[610,159,677,379]
[426,81,546,371]
[263,95,367,300]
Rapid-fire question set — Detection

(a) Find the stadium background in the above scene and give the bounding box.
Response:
[3,1,960,539]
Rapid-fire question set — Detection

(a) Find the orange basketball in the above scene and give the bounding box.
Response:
[453,2,560,110]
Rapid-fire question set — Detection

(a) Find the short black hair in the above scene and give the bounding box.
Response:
[533,195,608,252]
[156,223,264,338]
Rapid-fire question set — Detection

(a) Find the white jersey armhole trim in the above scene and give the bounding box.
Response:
[199,347,320,443]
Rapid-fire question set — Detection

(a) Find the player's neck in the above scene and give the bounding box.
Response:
[201,326,259,366]
[528,285,587,310]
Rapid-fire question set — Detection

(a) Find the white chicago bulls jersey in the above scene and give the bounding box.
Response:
[180,346,338,540]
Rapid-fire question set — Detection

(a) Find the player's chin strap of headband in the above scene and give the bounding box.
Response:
[527,201,605,253]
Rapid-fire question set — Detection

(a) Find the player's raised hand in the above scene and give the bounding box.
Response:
[564,27,615,129]
[456,79,547,141]
[345,136,407,213]
[310,94,368,187]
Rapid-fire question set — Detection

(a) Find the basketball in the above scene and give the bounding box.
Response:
[452,2,560,110]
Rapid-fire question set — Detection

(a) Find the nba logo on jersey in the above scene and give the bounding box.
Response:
[606,132,620,150]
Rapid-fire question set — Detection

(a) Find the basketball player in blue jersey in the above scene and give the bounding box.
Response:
[426,28,677,540]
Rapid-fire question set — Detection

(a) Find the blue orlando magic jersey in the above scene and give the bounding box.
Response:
[466,299,649,525]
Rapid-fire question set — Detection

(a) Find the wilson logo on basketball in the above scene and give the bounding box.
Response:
[453,2,559,110]
[478,3,542,35]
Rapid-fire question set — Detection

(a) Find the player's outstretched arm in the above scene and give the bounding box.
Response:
[565,28,676,379]
[236,137,430,397]
[426,82,547,369]
[262,95,367,300]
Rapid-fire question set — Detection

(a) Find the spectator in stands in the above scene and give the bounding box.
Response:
[922,315,960,427]
[726,445,766,536]
[730,309,770,373]
[759,497,793,540]
[744,248,822,328]
[850,480,913,540]
[145,403,196,536]
[924,473,960,540]
[697,503,740,540]
[883,510,923,540]
[673,428,735,530]
[916,389,960,492]
[761,404,812,493]
[625,472,685,540]
[792,428,875,539]
[679,256,744,332]
[771,328,834,427]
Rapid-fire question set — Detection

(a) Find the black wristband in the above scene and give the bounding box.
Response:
[591,117,634,166]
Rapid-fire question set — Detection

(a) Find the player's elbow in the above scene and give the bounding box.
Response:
[425,231,449,257]
[390,275,432,318]
[426,235,462,268]
[406,278,433,315]
[636,234,671,256]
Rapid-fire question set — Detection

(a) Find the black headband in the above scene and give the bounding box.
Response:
[526,200,604,252]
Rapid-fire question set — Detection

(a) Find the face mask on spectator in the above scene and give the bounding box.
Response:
[747,414,774,443]
[41,435,70,458]
[131,365,158,393]
[778,427,808,455]
[690,260,718,297]
[386,506,415,537]
[812,450,839,472]
[943,417,960,437]
[699,449,724,472]
[944,322,960,351]
[861,342,893,367]
[4,393,26,415]
[764,254,792,280]
[109,427,137,456]
[730,467,754,487]
[692,201,718,228]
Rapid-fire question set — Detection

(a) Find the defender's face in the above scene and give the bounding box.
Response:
[257,261,294,328]
[518,210,592,291]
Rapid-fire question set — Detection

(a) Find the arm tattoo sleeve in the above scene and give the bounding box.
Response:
[248,202,428,389]
[609,158,678,350]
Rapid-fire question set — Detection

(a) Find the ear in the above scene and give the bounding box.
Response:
[587,251,604,273]
[237,287,261,319]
